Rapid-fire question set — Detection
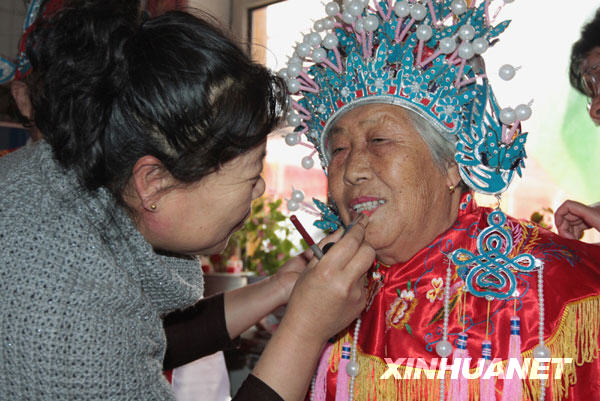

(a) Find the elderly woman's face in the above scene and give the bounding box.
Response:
[582,46,600,124]
[327,104,458,262]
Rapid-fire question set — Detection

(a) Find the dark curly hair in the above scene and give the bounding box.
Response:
[26,0,287,201]
[570,8,600,94]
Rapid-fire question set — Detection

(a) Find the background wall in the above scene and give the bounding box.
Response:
[190,0,231,25]
[0,0,27,62]
[0,1,232,63]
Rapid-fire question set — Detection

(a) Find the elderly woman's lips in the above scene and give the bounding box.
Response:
[349,197,386,216]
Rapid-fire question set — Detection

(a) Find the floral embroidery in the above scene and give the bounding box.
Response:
[426,277,444,303]
[386,281,417,335]
[401,289,415,301]
[386,297,408,326]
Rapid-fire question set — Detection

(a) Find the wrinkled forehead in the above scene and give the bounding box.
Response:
[322,99,400,161]
[319,96,450,167]
[328,103,412,138]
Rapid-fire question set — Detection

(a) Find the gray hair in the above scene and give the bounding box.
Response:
[405,110,457,172]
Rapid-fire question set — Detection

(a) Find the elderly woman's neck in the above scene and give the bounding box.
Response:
[375,190,462,266]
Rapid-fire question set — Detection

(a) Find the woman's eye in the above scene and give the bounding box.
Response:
[371,137,387,143]
[331,146,346,155]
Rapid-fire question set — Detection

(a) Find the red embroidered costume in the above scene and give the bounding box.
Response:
[321,195,600,401]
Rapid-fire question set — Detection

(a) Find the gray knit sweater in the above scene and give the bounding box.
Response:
[0,142,204,400]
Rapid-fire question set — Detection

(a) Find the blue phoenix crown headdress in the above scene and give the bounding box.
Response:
[283,0,532,196]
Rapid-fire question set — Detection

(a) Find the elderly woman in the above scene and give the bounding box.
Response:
[554,8,600,241]
[0,1,374,400]
[283,1,600,400]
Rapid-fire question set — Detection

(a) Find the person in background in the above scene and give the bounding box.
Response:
[0,1,374,400]
[4,0,66,150]
[555,8,600,241]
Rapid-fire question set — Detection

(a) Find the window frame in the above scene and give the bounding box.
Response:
[231,0,284,50]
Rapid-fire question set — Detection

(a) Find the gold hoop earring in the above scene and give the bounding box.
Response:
[449,185,456,193]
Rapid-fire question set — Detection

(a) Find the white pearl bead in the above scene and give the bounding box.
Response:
[355,18,365,33]
[278,68,289,80]
[347,0,364,17]
[436,340,453,357]
[410,4,427,21]
[306,32,322,47]
[533,344,551,359]
[301,156,315,169]
[296,42,312,59]
[325,1,340,16]
[416,24,433,41]
[292,189,305,202]
[458,42,474,59]
[324,17,335,30]
[288,56,303,68]
[287,199,299,211]
[322,33,339,50]
[312,47,327,63]
[472,37,488,54]
[346,361,359,377]
[341,11,356,24]
[287,63,302,78]
[287,113,301,127]
[499,64,516,80]
[285,133,300,146]
[358,0,369,7]
[451,0,467,15]
[515,104,532,121]
[363,15,379,32]
[287,79,300,94]
[314,19,326,32]
[439,37,457,54]
[458,24,475,41]
[499,107,516,125]
[394,1,410,17]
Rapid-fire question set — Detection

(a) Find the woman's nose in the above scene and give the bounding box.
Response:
[343,148,372,184]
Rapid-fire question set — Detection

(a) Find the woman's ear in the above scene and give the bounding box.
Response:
[130,155,175,212]
[445,162,461,189]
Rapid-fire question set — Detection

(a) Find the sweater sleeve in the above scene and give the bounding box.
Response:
[163,293,239,370]
[232,374,285,401]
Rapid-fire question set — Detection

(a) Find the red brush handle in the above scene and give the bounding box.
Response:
[290,214,315,246]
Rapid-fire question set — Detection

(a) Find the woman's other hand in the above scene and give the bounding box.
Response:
[252,214,374,400]
[279,213,375,345]
[555,200,600,240]
[272,250,311,305]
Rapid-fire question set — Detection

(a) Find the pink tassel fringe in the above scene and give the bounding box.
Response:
[313,342,333,401]
[335,342,351,401]
[480,340,496,401]
[501,317,523,401]
[448,332,469,401]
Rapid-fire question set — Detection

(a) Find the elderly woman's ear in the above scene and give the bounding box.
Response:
[445,162,462,192]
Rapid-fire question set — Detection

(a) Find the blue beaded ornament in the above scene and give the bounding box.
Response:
[451,209,536,300]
